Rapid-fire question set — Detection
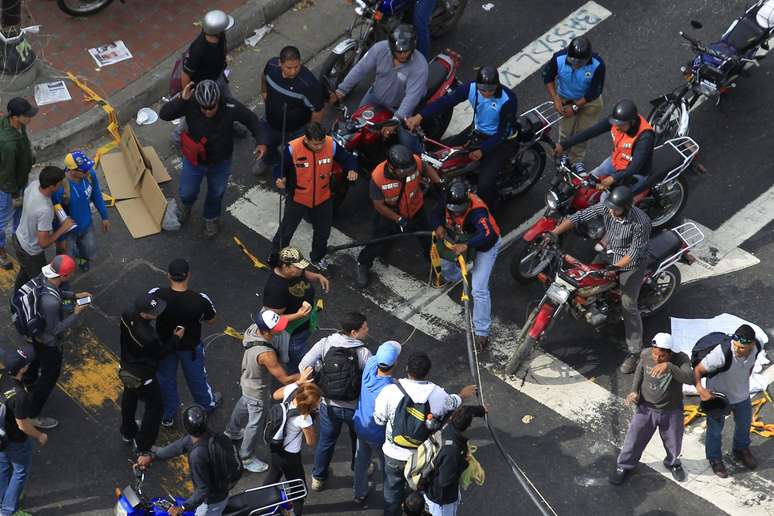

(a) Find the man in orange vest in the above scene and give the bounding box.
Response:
[271,122,358,270]
[433,179,501,351]
[356,145,442,288]
[554,99,654,196]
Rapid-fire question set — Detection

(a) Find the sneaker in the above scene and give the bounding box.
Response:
[204,218,220,239]
[353,495,368,509]
[474,335,489,352]
[242,457,270,473]
[29,416,58,429]
[121,434,133,443]
[161,418,174,428]
[668,463,686,482]
[209,391,223,410]
[709,459,728,478]
[177,203,191,224]
[223,429,244,441]
[311,257,330,272]
[619,353,639,374]
[356,263,370,289]
[310,477,325,492]
[733,448,758,470]
[608,466,628,485]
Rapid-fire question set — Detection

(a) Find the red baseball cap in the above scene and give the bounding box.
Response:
[42,255,76,279]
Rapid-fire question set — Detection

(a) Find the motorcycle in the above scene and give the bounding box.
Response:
[648,1,774,145]
[504,222,705,374]
[114,466,307,516]
[56,0,121,16]
[320,0,468,93]
[510,136,699,283]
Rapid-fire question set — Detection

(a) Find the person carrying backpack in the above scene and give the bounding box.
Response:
[692,324,763,478]
[374,351,477,516]
[298,312,372,492]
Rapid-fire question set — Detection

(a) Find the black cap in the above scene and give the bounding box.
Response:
[7,97,38,118]
[168,258,190,281]
[1,345,35,376]
[135,293,167,317]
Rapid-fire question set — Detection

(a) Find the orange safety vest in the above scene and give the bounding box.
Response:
[444,193,501,238]
[290,136,335,208]
[610,115,653,171]
[371,155,424,219]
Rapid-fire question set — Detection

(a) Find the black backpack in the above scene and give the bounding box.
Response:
[317,345,362,401]
[691,332,761,378]
[263,390,299,453]
[208,432,243,491]
[9,277,59,338]
[390,381,432,449]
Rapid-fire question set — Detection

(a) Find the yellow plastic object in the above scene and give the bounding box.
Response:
[224,326,244,341]
[67,72,121,167]
[102,192,116,207]
[457,255,470,302]
[233,236,269,270]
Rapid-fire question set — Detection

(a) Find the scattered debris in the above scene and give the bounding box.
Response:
[294,0,315,11]
[482,3,495,11]
[521,415,534,424]
[135,107,158,126]
[245,24,273,47]
[34,80,72,106]
[88,40,133,67]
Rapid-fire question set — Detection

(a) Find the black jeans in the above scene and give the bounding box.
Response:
[22,341,63,418]
[120,378,163,453]
[445,129,504,210]
[271,198,333,263]
[264,449,306,515]
[13,235,47,292]
[357,205,433,269]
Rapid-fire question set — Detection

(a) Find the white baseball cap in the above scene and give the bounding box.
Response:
[651,332,673,351]
[255,309,288,333]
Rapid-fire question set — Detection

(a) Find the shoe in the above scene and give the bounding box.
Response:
[356,263,370,289]
[242,457,270,473]
[619,353,640,374]
[667,463,686,482]
[608,466,628,485]
[310,477,325,492]
[223,429,244,441]
[709,459,728,478]
[29,416,59,429]
[311,257,330,272]
[178,203,191,224]
[733,448,758,470]
[474,335,489,353]
[121,434,133,443]
[161,418,174,428]
[204,218,219,239]
[353,495,368,509]
[209,391,223,410]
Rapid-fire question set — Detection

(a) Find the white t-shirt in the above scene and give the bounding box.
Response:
[15,181,54,256]
[281,383,314,454]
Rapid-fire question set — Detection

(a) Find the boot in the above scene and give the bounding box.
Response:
[733,448,758,470]
[204,218,219,239]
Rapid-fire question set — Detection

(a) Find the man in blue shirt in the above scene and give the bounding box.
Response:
[406,66,518,210]
[542,36,606,165]
[52,151,110,272]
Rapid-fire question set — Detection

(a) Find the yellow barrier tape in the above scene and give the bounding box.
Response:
[224,326,244,341]
[233,236,269,270]
[457,255,470,302]
[66,72,121,170]
[684,390,774,438]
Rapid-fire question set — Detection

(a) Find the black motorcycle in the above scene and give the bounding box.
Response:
[57,0,120,16]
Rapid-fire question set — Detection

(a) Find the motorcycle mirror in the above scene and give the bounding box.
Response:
[690,20,703,29]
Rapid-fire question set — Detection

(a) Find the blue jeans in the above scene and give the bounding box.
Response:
[65,226,97,261]
[705,397,752,461]
[312,404,357,480]
[286,329,311,375]
[157,343,216,420]
[383,455,407,516]
[413,0,437,58]
[0,439,32,516]
[179,157,233,220]
[353,437,383,498]
[440,237,501,337]
[591,156,648,196]
[0,190,22,249]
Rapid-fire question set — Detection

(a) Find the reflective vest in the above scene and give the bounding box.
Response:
[371,155,424,219]
[467,82,510,136]
[444,193,501,240]
[290,136,335,208]
[610,116,653,171]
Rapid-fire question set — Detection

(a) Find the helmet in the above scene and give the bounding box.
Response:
[446,180,471,214]
[63,151,94,173]
[386,145,416,178]
[475,65,500,94]
[202,10,234,35]
[605,186,634,212]
[194,80,221,109]
[608,99,638,126]
[567,36,592,65]
[388,24,417,55]
[757,2,774,29]
[182,405,208,436]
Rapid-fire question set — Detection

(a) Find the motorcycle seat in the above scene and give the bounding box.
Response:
[223,486,284,516]
[646,230,682,267]
[424,59,449,100]
[642,142,684,188]
[726,14,768,53]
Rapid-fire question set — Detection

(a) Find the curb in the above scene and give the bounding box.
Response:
[31,0,301,161]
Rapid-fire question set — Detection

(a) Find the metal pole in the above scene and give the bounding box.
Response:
[326,231,433,253]
[277,102,288,249]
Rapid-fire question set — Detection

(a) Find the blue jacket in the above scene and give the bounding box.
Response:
[432,194,499,252]
[353,357,395,443]
[51,168,109,235]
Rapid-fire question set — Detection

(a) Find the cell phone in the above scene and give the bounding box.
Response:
[76,296,92,306]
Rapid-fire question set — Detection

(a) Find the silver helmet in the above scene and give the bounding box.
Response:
[194,80,221,108]
[202,10,235,35]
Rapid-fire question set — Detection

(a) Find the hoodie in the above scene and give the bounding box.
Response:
[298,332,372,410]
[0,117,33,195]
[51,169,109,235]
[353,346,401,444]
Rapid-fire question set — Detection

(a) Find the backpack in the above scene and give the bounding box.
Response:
[208,432,243,491]
[691,332,761,379]
[263,390,299,453]
[9,277,60,338]
[391,381,432,449]
[404,428,445,490]
[317,344,363,402]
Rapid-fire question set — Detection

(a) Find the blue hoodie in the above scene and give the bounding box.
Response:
[353,356,396,443]
[51,168,109,235]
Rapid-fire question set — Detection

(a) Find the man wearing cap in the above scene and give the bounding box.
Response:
[150,259,221,428]
[224,309,302,473]
[263,246,330,375]
[610,333,693,485]
[694,324,763,478]
[352,340,402,507]
[0,345,49,516]
[51,151,110,272]
[0,98,38,270]
[119,292,182,453]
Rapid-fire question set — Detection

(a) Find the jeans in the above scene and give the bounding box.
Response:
[286,330,311,375]
[0,439,32,516]
[22,341,63,418]
[120,378,163,453]
[157,344,216,420]
[425,494,460,516]
[261,118,305,170]
[0,190,21,250]
[440,237,501,337]
[358,206,433,269]
[194,497,229,516]
[705,397,753,460]
[271,199,333,263]
[226,394,265,460]
[413,0,437,58]
[383,455,407,516]
[179,157,233,220]
[12,235,47,292]
[264,450,306,515]
[617,405,683,469]
[65,226,97,261]
[591,156,648,196]
[353,437,383,498]
[313,404,357,481]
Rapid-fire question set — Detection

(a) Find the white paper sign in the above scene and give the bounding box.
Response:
[34,80,72,106]
[88,40,133,67]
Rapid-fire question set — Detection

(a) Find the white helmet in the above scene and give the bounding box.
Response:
[756,1,774,29]
[202,10,235,35]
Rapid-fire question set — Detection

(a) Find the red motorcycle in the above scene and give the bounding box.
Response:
[510,136,699,283]
[504,223,705,374]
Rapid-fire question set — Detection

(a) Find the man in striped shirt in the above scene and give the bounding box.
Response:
[549,186,651,373]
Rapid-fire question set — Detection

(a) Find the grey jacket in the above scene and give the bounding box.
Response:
[37,277,77,347]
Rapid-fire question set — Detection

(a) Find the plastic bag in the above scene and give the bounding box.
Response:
[460,443,485,490]
[162,199,181,231]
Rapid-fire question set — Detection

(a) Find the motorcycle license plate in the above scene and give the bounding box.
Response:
[546,283,571,304]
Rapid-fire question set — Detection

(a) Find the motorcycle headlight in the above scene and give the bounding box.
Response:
[546,283,571,304]
[545,190,560,210]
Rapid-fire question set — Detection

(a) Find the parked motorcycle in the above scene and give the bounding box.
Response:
[57,0,120,16]
[510,136,699,283]
[320,0,468,92]
[648,1,774,145]
[504,223,705,374]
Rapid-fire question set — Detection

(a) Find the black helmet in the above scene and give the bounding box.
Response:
[609,99,638,126]
[194,79,221,109]
[446,180,471,214]
[182,405,208,436]
[567,36,592,65]
[386,145,416,178]
[605,186,634,212]
[475,65,500,94]
[389,24,417,55]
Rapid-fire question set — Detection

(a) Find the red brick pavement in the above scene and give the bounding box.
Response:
[22,0,247,135]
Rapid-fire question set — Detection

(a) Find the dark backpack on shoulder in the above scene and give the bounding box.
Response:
[9,276,59,338]
[208,432,243,491]
[263,390,299,453]
[317,344,362,401]
[391,381,432,449]
[690,332,761,379]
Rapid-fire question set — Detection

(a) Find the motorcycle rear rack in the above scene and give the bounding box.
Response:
[652,222,705,276]
[520,101,563,138]
[654,136,700,186]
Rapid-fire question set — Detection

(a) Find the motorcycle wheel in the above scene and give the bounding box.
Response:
[510,236,553,284]
[429,0,468,38]
[319,51,357,95]
[647,176,689,228]
[647,99,685,147]
[499,142,547,199]
[505,307,540,374]
[639,265,681,316]
[56,0,114,16]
